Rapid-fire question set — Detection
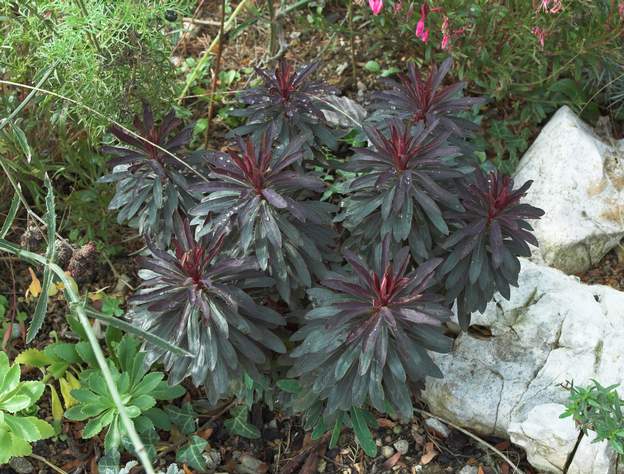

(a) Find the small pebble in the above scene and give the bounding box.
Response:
[9,457,33,474]
[424,417,451,438]
[203,448,222,471]
[392,425,402,434]
[393,439,409,455]
[375,438,383,446]
[381,445,395,459]
[458,466,478,474]
[236,454,267,474]
[317,458,327,473]
[384,435,393,443]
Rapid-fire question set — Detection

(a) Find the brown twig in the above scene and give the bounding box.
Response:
[563,429,585,473]
[279,432,331,474]
[29,454,69,474]
[204,0,227,147]
[173,0,208,56]
[414,408,524,473]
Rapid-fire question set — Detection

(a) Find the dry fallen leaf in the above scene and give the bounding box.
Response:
[419,442,438,465]
[27,267,41,298]
[495,440,510,450]
[377,417,396,428]
[382,451,401,469]
[198,426,214,439]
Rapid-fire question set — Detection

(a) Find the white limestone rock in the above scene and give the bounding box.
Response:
[422,259,623,473]
[514,106,624,274]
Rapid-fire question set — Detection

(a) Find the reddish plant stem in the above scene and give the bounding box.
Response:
[204,0,227,147]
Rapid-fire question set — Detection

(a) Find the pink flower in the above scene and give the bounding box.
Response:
[619,1,624,18]
[538,0,550,12]
[415,3,430,42]
[532,26,546,48]
[369,0,383,15]
[393,0,403,14]
[441,16,450,49]
[549,0,562,13]
[538,0,562,13]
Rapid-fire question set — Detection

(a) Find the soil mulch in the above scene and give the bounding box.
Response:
[577,248,624,291]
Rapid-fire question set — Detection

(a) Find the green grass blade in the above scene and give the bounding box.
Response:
[0,62,58,133]
[83,306,193,358]
[27,174,56,342]
[0,193,20,239]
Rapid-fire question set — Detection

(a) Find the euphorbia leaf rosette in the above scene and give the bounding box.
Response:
[338,119,463,259]
[229,59,340,156]
[438,168,544,329]
[99,104,195,245]
[127,215,286,404]
[371,58,485,137]
[190,130,336,303]
[289,237,452,420]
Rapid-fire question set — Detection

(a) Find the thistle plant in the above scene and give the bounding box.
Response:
[229,59,340,157]
[190,129,336,303]
[128,214,286,404]
[99,104,196,246]
[338,119,463,259]
[438,168,544,329]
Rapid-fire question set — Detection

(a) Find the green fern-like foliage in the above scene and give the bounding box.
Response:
[0,352,54,465]
[0,0,195,140]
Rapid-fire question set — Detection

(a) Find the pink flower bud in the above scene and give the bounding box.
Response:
[369,0,383,15]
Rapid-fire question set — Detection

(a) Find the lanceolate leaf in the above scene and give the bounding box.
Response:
[350,407,377,457]
[0,193,19,239]
[83,307,192,357]
[27,174,56,343]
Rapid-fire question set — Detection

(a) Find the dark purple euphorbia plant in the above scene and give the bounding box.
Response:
[99,104,195,246]
[289,236,452,419]
[338,119,463,259]
[372,58,486,136]
[439,168,545,329]
[228,59,340,157]
[190,129,336,303]
[128,214,286,404]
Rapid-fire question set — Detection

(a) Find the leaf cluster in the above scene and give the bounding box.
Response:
[128,214,286,403]
[0,352,54,465]
[100,104,196,246]
[94,58,545,457]
[228,59,341,157]
[65,335,185,457]
[561,380,624,455]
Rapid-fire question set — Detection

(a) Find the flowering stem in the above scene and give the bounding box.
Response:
[347,0,357,86]
[204,0,227,147]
